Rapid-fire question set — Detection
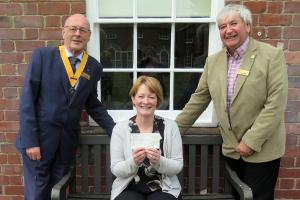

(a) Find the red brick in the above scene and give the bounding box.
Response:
[244,2,266,13]
[2,164,23,176]
[5,132,17,143]
[284,27,300,39]
[0,176,9,185]
[4,185,23,195]
[40,29,62,40]
[8,175,23,185]
[0,99,19,110]
[39,3,69,15]
[0,76,24,87]
[0,17,11,28]
[268,2,282,14]
[7,154,21,165]
[46,16,61,27]
[281,156,295,168]
[0,144,19,154]
[279,168,300,179]
[294,15,300,26]
[3,88,18,99]
[285,2,300,13]
[4,111,19,121]
[285,123,300,134]
[260,14,292,26]
[71,2,86,14]
[260,39,288,50]
[1,64,17,75]
[280,178,295,189]
[275,190,300,199]
[0,121,19,132]
[288,88,300,100]
[251,27,265,40]
[251,15,259,27]
[286,52,300,65]
[24,29,38,40]
[297,179,300,189]
[14,16,43,28]
[0,29,23,40]
[0,154,8,164]
[0,112,3,121]
[1,40,15,52]
[296,157,300,168]
[290,40,300,51]
[23,3,37,15]
[0,53,24,64]
[285,147,300,157]
[267,27,282,39]
[286,134,299,146]
[16,41,45,52]
[17,63,28,76]
[0,4,22,16]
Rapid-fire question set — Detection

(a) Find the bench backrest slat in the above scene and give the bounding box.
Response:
[81,145,89,192]
[212,145,220,193]
[93,145,101,193]
[188,145,196,194]
[200,145,208,192]
[106,144,112,192]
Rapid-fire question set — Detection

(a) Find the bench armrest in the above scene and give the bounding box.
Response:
[51,166,74,200]
[225,163,253,200]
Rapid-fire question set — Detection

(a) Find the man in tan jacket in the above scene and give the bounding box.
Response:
[176,4,288,200]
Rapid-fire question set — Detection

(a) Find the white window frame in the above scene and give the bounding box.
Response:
[86,0,224,127]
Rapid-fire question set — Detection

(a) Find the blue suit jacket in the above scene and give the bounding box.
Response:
[16,47,115,163]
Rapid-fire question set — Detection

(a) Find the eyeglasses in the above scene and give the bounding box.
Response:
[64,26,90,34]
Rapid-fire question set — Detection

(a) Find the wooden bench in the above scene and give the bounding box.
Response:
[51,134,253,200]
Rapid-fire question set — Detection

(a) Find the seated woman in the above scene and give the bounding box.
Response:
[110,75,183,200]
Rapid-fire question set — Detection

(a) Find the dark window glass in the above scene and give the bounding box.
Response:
[101,72,132,110]
[175,24,209,68]
[138,24,171,69]
[174,72,201,110]
[100,24,133,68]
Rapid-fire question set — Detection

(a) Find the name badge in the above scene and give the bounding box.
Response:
[237,69,249,76]
[81,72,90,80]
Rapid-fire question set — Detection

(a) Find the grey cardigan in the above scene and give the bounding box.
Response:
[110,117,183,200]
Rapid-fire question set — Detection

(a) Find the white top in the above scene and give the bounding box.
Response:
[110,117,183,200]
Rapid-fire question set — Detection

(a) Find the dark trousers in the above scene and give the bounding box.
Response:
[21,150,70,200]
[225,157,280,200]
[115,182,182,200]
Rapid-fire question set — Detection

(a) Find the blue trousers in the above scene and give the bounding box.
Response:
[21,150,71,200]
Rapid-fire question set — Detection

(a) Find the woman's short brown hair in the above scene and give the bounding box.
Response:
[129,75,164,108]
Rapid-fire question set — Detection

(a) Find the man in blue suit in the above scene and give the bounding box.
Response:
[16,14,115,200]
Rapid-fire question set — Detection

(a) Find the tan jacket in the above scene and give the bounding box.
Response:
[176,38,288,163]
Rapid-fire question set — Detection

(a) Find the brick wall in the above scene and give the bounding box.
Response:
[0,0,299,199]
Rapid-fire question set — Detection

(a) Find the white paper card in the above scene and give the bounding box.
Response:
[131,133,162,150]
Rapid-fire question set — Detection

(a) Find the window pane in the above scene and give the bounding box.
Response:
[99,0,133,18]
[138,24,171,69]
[176,0,211,17]
[137,72,170,110]
[174,72,201,110]
[138,0,171,18]
[100,24,133,68]
[101,72,132,110]
[175,23,209,68]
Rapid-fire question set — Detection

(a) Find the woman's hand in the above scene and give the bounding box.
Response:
[132,147,146,166]
[146,148,161,165]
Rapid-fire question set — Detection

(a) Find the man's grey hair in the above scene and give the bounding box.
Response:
[217,4,252,26]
